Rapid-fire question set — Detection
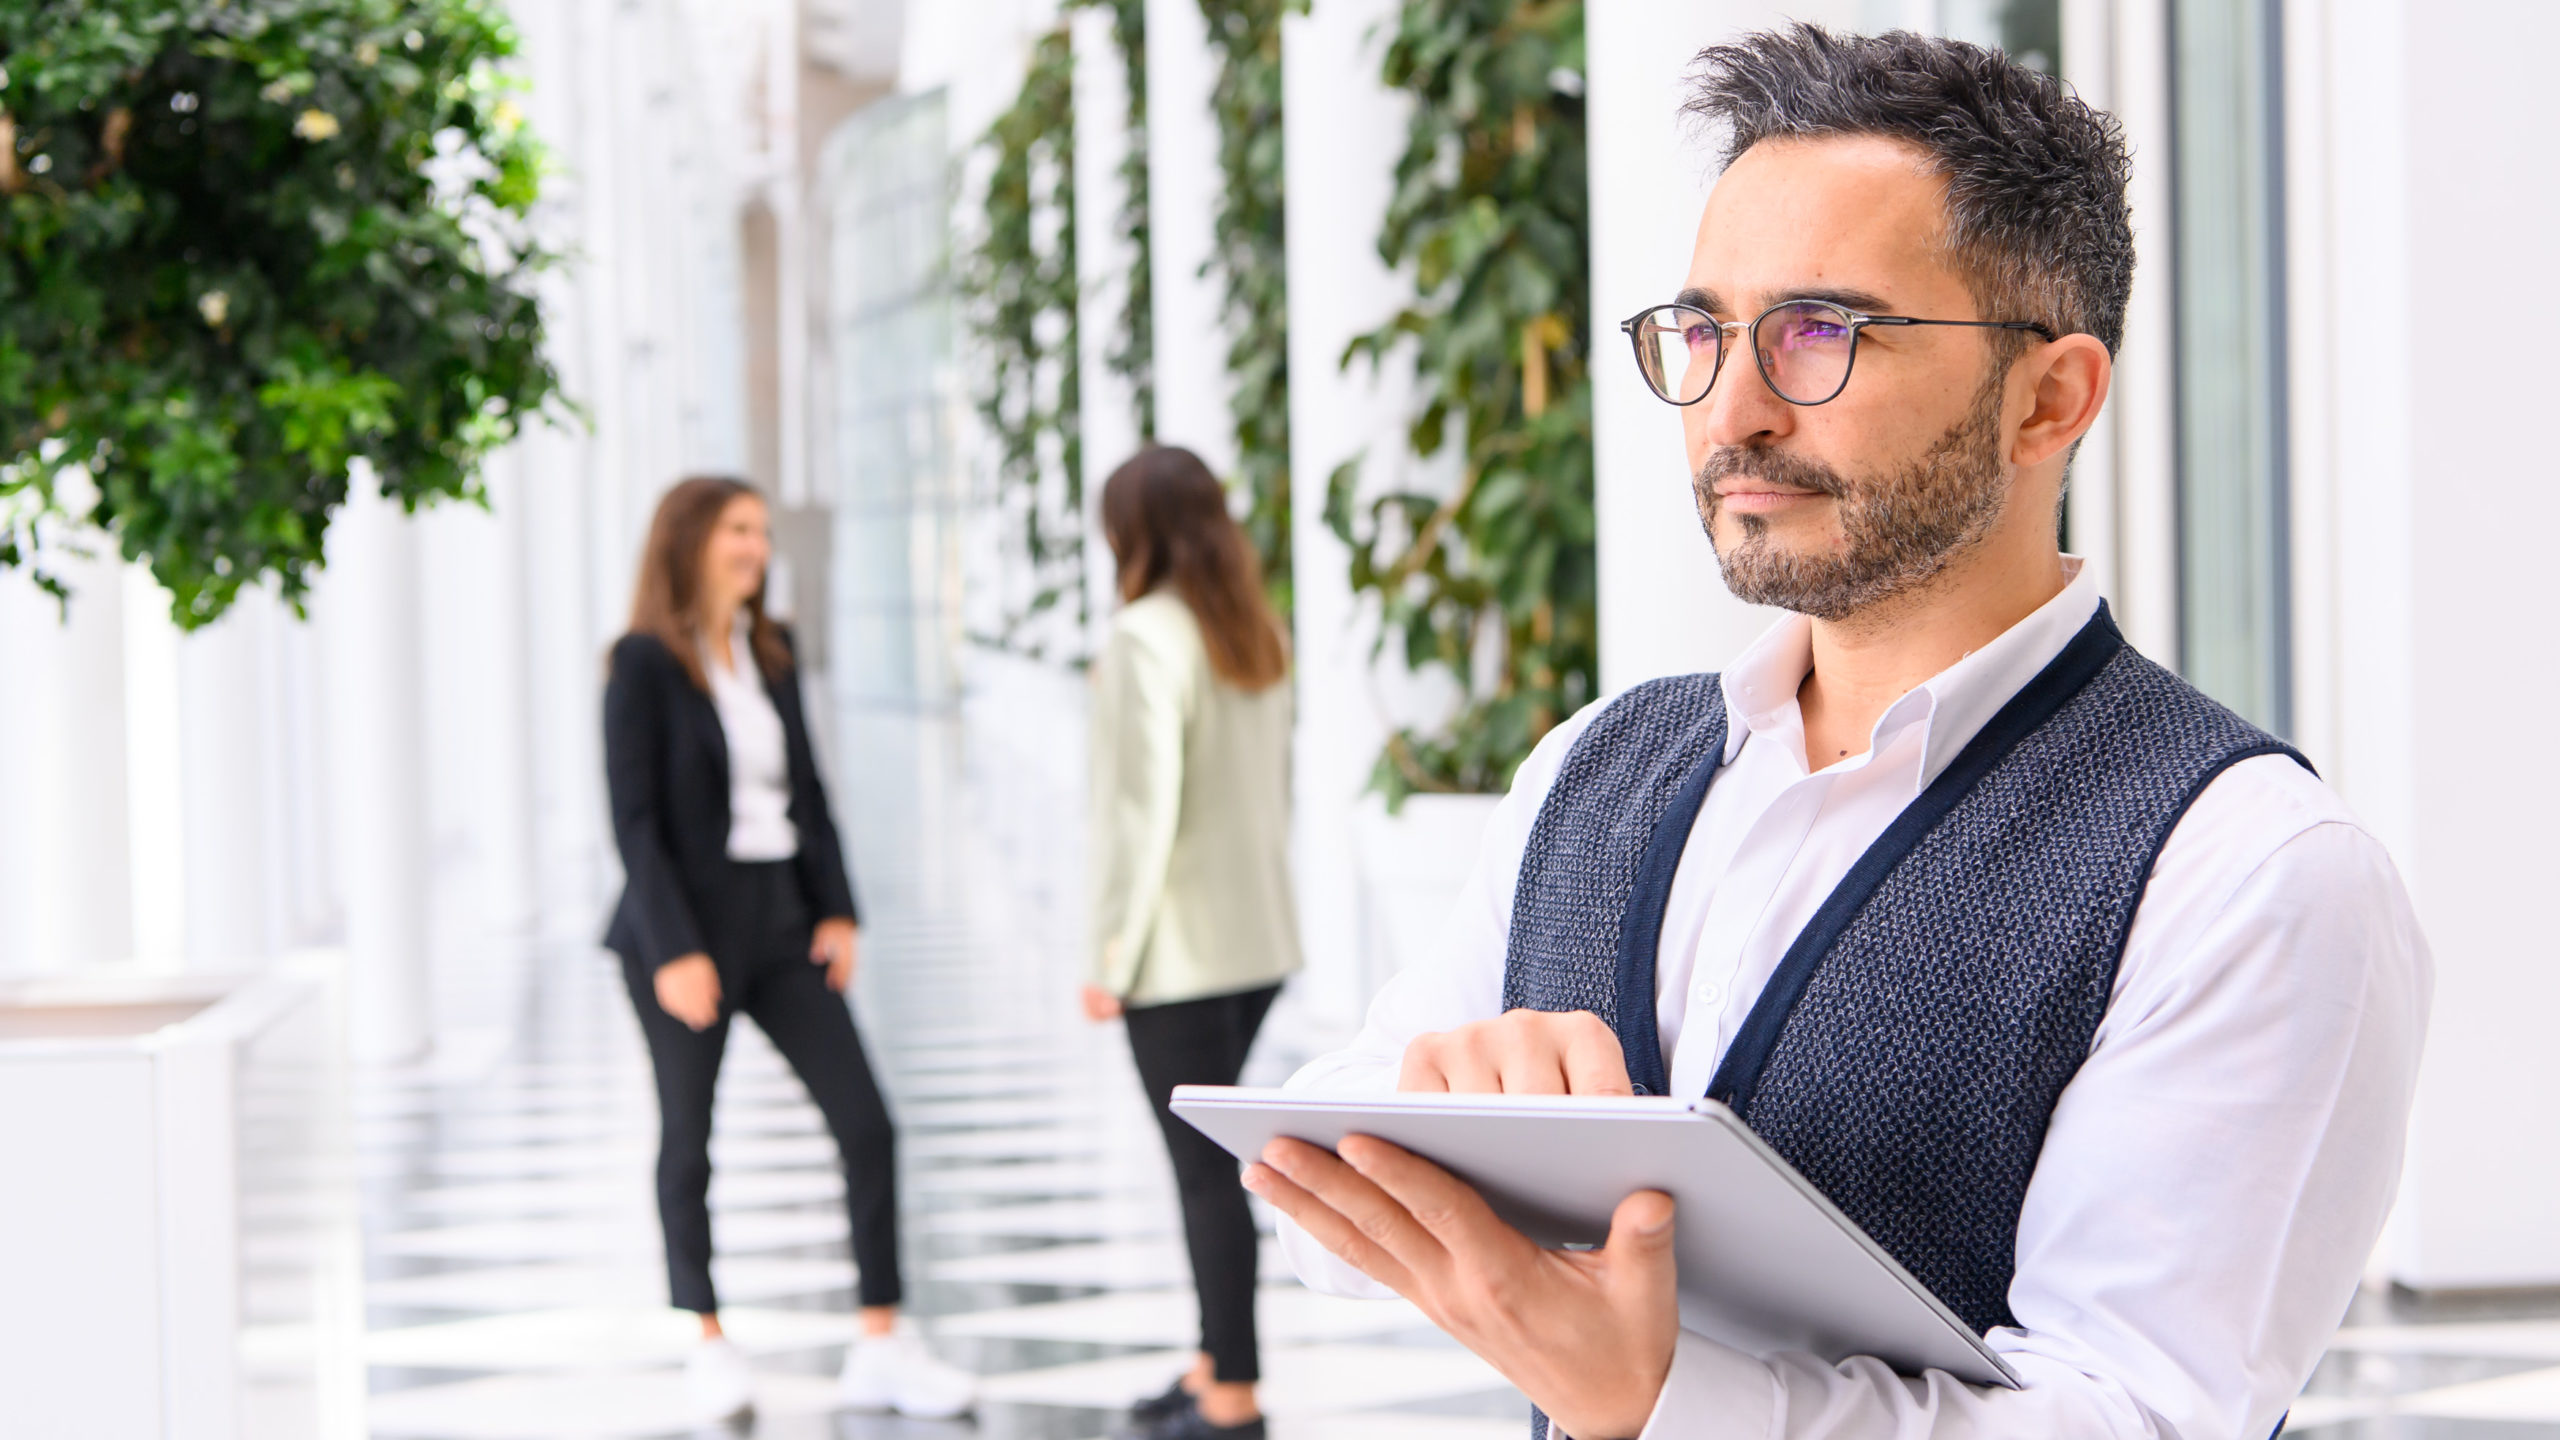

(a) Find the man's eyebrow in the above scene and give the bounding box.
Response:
[1674,284,1896,316]
[1785,285,1893,313]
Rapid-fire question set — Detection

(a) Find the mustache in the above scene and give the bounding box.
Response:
[1695,446,1849,499]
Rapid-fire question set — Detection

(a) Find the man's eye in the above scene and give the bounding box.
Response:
[1683,324,1717,348]
[1795,321,1848,342]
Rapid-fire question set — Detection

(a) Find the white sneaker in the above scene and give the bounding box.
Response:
[838,1326,976,1418]
[685,1335,754,1420]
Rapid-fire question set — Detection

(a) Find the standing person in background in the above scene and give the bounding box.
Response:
[603,476,976,1423]
[1085,446,1303,1440]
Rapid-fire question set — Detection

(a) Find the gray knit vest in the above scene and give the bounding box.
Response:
[1504,605,2306,1341]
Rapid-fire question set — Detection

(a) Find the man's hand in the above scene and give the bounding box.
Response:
[1401,1007,1635,1095]
[1080,984,1125,1022]
[1247,1134,1677,1438]
[810,918,860,993]
[654,954,722,1030]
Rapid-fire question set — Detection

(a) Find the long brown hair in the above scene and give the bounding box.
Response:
[627,475,791,691]
[1099,446,1287,691]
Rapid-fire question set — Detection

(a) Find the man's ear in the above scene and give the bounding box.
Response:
[2012,334,2112,470]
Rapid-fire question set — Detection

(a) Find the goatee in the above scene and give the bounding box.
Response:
[1694,373,2012,621]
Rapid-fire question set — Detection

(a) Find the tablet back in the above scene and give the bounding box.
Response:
[1171,1086,2017,1389]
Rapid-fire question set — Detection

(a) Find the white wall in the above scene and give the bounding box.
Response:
[1280,0,1411,1037]
[2299,0,2560,1289]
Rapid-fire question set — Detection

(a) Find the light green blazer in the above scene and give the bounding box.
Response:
[1088,591,1303,1007]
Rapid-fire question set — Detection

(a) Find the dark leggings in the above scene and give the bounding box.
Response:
[1124,983,1281,1385]
[619,860,901,1312]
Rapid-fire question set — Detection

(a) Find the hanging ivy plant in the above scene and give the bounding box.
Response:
[1327,0,1596,806]
[959,2,1157,661]
[0,0,562,627]
[957,23,1085,660]
[1199,0,1298,615]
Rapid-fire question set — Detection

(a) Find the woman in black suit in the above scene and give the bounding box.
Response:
[603,475,973,1422]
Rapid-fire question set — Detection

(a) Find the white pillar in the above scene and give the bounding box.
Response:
[1280,0,1411,1036]
[1584,3,1866,691]
[2101,0,2179,661]
[0,554,135,974]
[1143,0,1234,474]
[1074,3,1143,643]
[319,481,431,1064]
[175,596,278,969]
[122,569,188,968]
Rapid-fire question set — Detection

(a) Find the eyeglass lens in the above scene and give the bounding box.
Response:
[1634,301,1858,406]
[1634,308,1721,404]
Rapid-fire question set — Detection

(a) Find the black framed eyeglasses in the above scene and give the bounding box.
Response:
[1619,299,2057,407]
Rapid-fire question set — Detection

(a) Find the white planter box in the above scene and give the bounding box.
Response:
[0,962,359,1440]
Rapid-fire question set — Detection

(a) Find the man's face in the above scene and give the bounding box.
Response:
[1682,135,2021,620]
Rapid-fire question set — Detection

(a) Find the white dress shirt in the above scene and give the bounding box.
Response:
[703,616,799,862]
[1281,560,2433,1440]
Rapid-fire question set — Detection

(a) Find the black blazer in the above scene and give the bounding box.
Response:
[602,628,860,972]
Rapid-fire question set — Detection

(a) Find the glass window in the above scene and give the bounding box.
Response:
[1933,0,2062,74]
[2170,0,2291,733]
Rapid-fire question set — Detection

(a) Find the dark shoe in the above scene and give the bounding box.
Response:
[1128,1376,1195,1423]
[1123,1403,1265,1440]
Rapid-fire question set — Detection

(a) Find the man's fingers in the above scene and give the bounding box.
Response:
[1337,1133,1537,1267]
[1496,1036,1569,1094]
[1261,1136,1454,1286]
[1397,1042,1451,1093]
[1562,1017,1636,1096]
[1242,1157,1419,1295]
[1437,1044,1503,1095]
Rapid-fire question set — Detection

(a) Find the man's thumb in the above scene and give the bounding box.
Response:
[1607,1189,1677,1259]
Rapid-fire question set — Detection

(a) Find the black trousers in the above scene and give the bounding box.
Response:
[1124,983,1281,1385]
[618,859,901,1312]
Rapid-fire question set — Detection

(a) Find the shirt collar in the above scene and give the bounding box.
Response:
[1715,558,2102,794]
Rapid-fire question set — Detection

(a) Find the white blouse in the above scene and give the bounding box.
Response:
[702,616,799,862]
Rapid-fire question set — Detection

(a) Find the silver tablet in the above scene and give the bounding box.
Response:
[1171,1085,2019,1388]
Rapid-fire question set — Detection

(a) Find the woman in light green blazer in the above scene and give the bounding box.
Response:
[1083,445,1301,1440]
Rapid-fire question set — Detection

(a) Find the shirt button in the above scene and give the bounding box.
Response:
[1694,981,1725,1007]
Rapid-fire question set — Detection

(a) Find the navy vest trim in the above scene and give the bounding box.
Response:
[1702,604,2127,1110]
[1611,746,1720,1097]
[1695,601,2311,1112]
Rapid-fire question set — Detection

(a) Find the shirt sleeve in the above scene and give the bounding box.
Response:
[1635,799,2433,1440]
[1276,701,1603,1298]
[1086,617,1191,997]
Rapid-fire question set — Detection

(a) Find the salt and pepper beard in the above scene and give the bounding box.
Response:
[1693,369,2014,622]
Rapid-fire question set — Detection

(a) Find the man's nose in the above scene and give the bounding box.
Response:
[1698,331,1797,452]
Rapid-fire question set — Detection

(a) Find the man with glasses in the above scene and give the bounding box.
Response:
[1248,24,2429,1440]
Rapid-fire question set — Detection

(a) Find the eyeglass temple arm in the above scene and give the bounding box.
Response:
[1855,316,2059,342]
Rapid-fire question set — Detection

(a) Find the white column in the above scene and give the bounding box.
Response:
[318,481,431,1064]
[2058,0,2120,608]
[1143,0,1235,474]
[1074,3,1143,643]
[0,554,135,974]
[122,569,187,968]
[1280,0,1409,1036]
[175,596,278,969]
[415,455,540,978]
[2102,0,2179,661]
[1586,3,1861,692]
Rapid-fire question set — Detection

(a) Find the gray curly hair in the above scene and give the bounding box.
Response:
[1685,24,2136,356]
